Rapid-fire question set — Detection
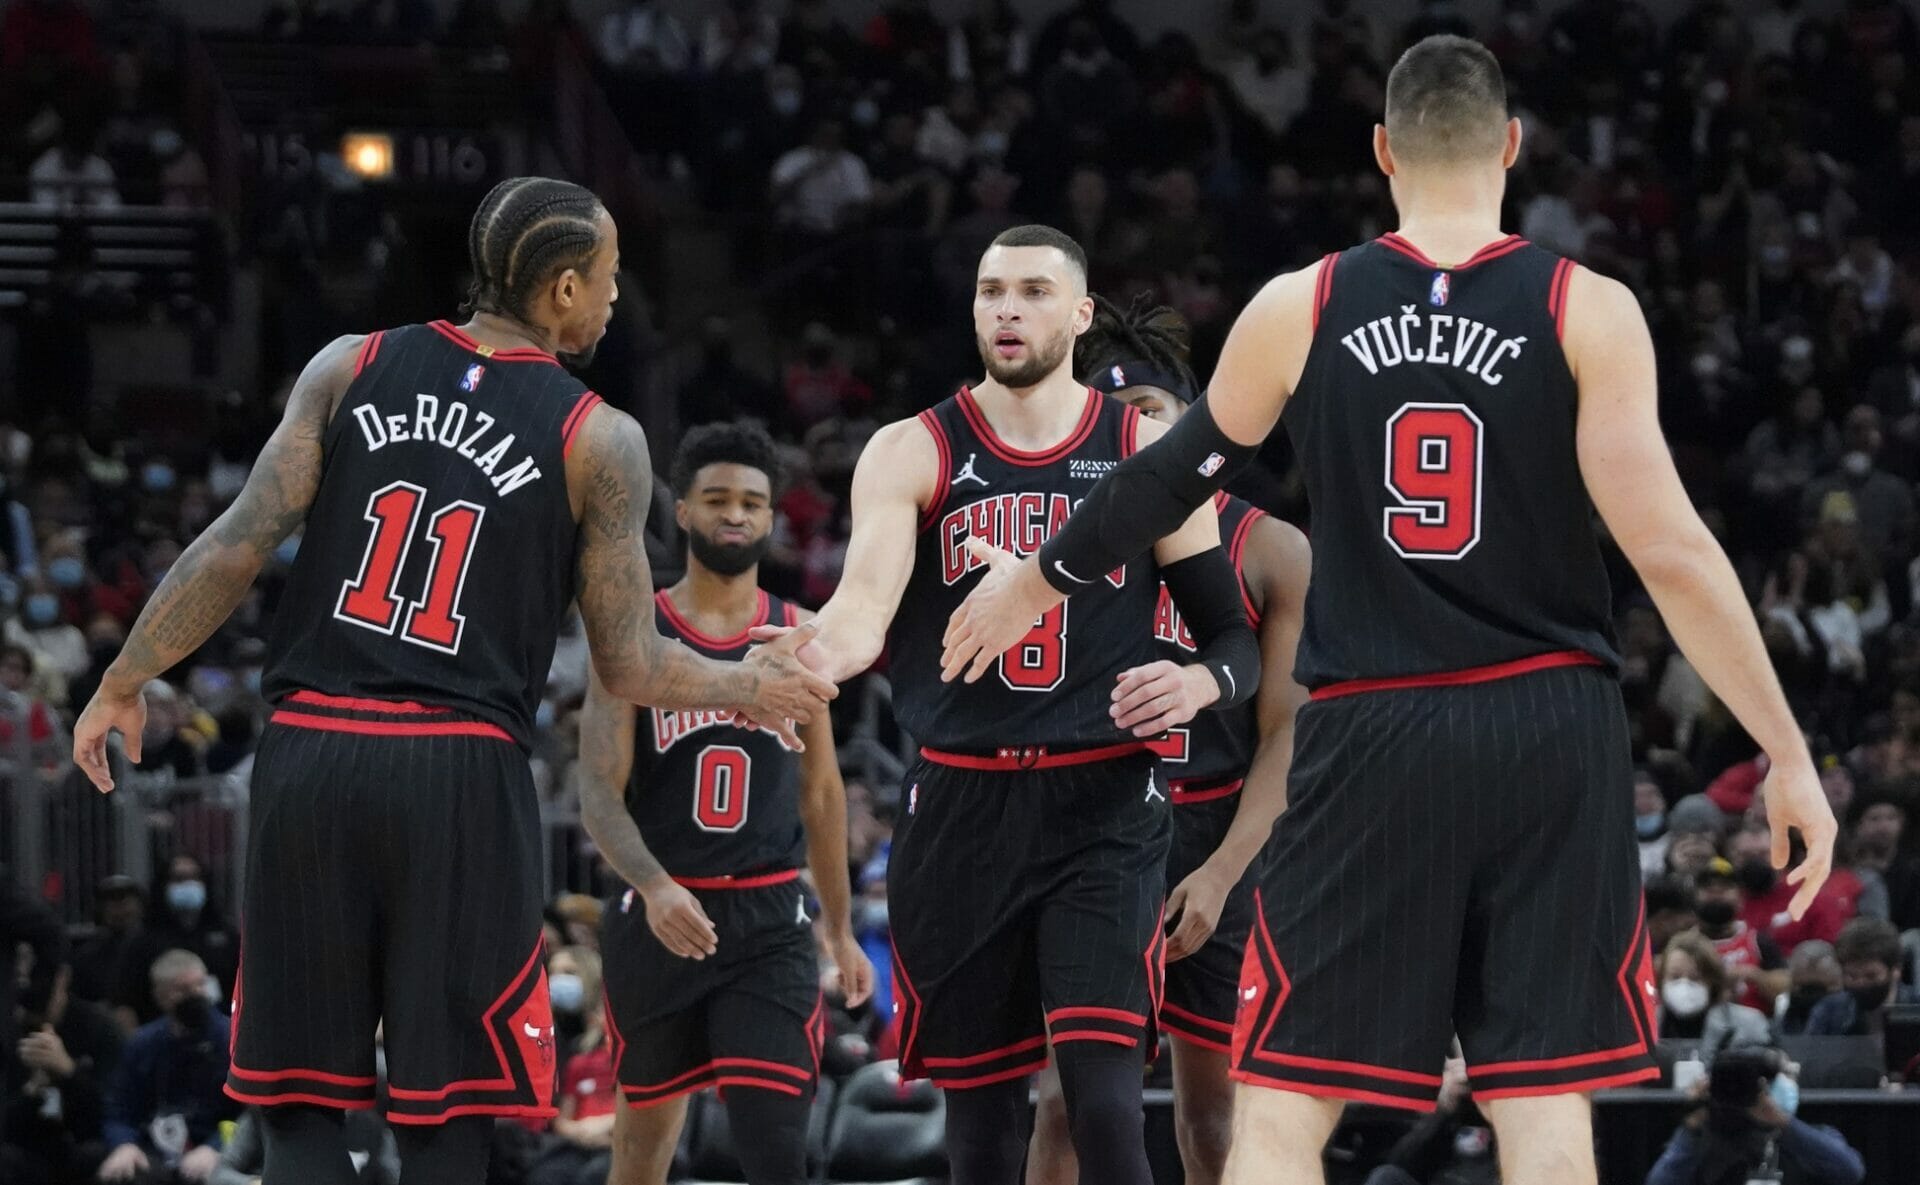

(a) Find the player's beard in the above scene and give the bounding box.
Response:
[558,342,598,370]
[687,527,771,577]
[977,324,1073,390]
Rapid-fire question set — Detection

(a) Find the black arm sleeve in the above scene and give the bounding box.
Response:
[1037,395,1263,593]
[1160,548,1260,710]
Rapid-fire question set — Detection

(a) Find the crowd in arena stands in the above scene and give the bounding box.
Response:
[4,0,1920,1182]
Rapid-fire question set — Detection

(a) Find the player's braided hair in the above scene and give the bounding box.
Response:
[462,176,605,322]
[1074,292,1198,402]
[671,421,785,498]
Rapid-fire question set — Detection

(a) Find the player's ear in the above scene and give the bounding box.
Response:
[553,268,579,312]
[674,499,690,532]
[1502,117,1522,170]
[1373,124,1394,177]
[1072,294,1094,337]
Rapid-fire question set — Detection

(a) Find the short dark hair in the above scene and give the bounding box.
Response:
[462,177,606,322]
[1834,916,1902,971]
[1385,35,1508,165]
[1076,293,1196,401]
[670,421,783,498]
[988,224,1088,285]
[1644,875,1697,917]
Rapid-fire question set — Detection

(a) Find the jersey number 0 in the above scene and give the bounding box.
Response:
[335,481,486,653]
[1382,403,1483,561]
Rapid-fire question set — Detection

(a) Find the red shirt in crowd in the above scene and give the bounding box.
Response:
[1741,867,1861,955]
[560,1042,617,1122]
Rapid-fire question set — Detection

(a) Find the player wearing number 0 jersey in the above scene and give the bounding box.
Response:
[939,38,1838,1185]
[580,422,872,1185]
[756,226,1259,1185]
[71,179,833,1185]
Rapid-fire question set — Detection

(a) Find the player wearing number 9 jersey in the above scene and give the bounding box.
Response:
[943,36,1838,1185]
[70,178,835,1185]
[759,226,1258,1185]
[578,422,872,1185]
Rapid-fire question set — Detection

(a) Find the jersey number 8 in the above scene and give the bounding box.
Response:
[1382,403,1483,561]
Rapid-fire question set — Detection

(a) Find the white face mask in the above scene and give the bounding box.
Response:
[1663,978,1711,1018]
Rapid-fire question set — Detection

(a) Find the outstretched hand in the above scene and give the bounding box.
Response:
[72,687,145,794]
[941,538,1062,684]
[739,619,836,751]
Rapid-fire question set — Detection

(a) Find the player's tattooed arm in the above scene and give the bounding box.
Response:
[579,661,718,959]
[102,335,356,698]
[568,404,832,744]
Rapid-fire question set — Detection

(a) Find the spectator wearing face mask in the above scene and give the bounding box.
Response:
[120,859,237,1028]
[1729,818,1859,954]
[7,575,86,688]
[1645,1046,1863,1185]
[1805,917,1919,1036]
[1692,859,1791,1014]
[1774,940,1844,1038]
[1801,406,1915,571]
[1656,934,1773,1058]
[99,951,235,1185]
[527,946,613,1185]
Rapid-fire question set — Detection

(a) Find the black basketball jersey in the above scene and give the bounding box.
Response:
[1153,494,1264,790]
[1284,235,1619,690]
[889,388,1161,753]
[263,321,600,747]
[629,589,806,879]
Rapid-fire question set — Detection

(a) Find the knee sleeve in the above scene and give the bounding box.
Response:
[723,1085,812,1185]
[392,1115,491,1185]
[944,1075,1031,1185]
[1053,1043,1152,1185]
[261,1105,355,1185]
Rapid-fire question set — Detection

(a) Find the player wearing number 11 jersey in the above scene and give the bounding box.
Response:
[71,178,833,1185]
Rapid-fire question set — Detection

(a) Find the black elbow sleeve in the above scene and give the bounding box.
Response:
[1161,547,1261,709]
[1038,395,1262,594]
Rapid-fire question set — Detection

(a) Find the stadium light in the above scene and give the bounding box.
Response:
[342,132,395,181]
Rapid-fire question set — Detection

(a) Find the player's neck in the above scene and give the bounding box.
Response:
[668,564,763,633]
[969,368,1089,452]
[1390,173,1509,266]
[460,310,560,356]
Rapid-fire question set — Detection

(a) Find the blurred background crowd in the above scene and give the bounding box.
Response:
[3,0,1920,1182]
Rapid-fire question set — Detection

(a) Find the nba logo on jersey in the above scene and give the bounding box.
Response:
[1429,271,1450,307]
[1198,453,1225,477]
[460,363,485,392]
[1109,364,1126,387]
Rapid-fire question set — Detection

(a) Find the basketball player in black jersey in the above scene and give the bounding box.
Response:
[1026,298,1310,1185]
[577,422,874,1185]
[947,37,1839,1185]
[69,178,834,1185]
[749,225,1260,1185]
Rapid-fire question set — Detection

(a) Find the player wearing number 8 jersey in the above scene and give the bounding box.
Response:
[70,178,834,1185]
[579,423,872,1185]
[942,36,1838,1185]
[753,225,1260,1185]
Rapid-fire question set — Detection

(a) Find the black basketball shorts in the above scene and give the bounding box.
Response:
[1159,775,1258,1054]
[226,692,556,1125]
[1231,658,1660,1110]
[600,872,825,1108]
[889,745,1171,1089]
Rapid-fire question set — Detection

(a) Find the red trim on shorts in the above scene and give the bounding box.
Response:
[1251,1050,1444,1087]
[1229,1069,1438,1113]
[1160,1000,1233,1036]
[1147,903,1167,1018]
[956,386,1102,467]
[227,1088,378,1110]
[1616,895,1656,1050]
[1311,252,1338,332]
[229,1065,377,1086]
[930,1058,1051,1091]
[916,409,953,532]
[561,392,603,459]
[1471,1041,1648,1076]
[1308,650,1602,702]
[1250,891,1294,1053]
[1047,1006,1146,1026]
[352,331,384,377]
[670,867,800,891]
[1170,778,1242,805]
[1051,1030,1138,1048]
[429,320,560,365]
[715,1076,804,1097]
[1470,1066,1660,1101]
[285,690,451,715]
[923,1035,1050,1068]
[270,711,514,742]
[388,1103,558,1125]
[621,1077,710,1110]
[386,940,543,1103]
[1122,404,1142,458]
[655,588,771,651]
[918,740,1154,770]
[890,935,925,1074]
[1376,234,1527,271]
[1162,1025,1232,1054]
